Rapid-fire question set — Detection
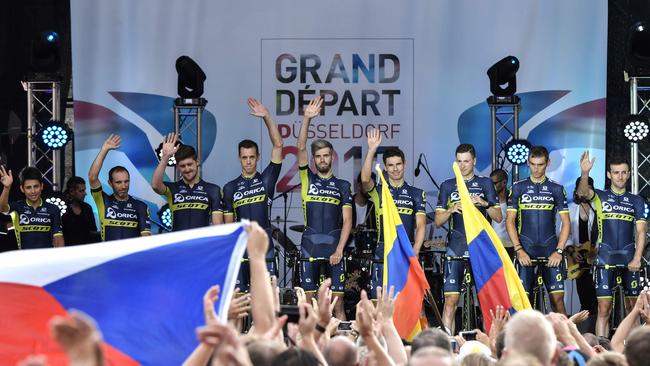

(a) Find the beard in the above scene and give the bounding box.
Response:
[316,162,331,174]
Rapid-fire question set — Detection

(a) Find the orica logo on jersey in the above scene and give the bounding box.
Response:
[107,207,138,220]
[197,185,203,191]
[308,184,340,197]
[450,192,460,201]
[174,193,185,203]
[174,193,209,203]
[394,199,413,206]
[233,186,265,201]
[601,202,635,213]
[20,214,50,225]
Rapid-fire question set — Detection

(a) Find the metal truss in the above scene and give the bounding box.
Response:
[629,77,650,196]
[489,102,521,181]
[24,80,63,190]
[173,98,207,180]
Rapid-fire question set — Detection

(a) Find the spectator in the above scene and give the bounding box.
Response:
[62,176,99,245]
[623,327,650,366]
[504,310,557,366]
[323,336,358,366]
[408,346,454,366]
[411,328,452,354]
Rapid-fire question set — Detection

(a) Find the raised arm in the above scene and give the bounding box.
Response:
[246,221,276,335]
[88,134,121,189]
[297,96,322,167]
[577,150,595,199]
[361,129,381,193]
[151,133,178,195]
[0,166,12,213]
[248,98,283,163]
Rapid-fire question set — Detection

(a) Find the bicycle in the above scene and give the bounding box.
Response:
[446,255,480,332]
[528,257,553,314]
[594,263,628,334]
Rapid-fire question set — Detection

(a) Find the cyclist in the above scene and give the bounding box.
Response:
[577,151,647,337]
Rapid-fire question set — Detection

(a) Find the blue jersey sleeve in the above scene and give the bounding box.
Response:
[50,205,63,236]
[507,183,520,211]
[436,181,449,211]
[340,179,353,207]
[262,161,282,198]
[414,188,426,215]
[482,177,499,207]
[221,182,234,216]
[554,184,569,213]
[208,184,222,214]
[137,201,151,234]
[634,196,647,222]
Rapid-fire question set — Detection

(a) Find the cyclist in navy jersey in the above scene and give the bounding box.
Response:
[435,143,502,333]
[577,151,647,337]
[506,146,570,315]
[297,96,352,320]
[361,128,427,299]
[222,98,283,292]
[0,166,64,249]
[88,134,151,241]
[152,133,223,230]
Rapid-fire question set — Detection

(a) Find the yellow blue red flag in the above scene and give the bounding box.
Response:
[452,162,530,330]
[378,165,430,341]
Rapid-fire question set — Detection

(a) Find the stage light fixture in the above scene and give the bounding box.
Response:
[158,204,173,230]
[46,194,67,215]
[37,121,72,150]
[487,56,520,104]
[175,56,206,100]
[29,30,62,76]
[629,22,650,76]
[155,142,180,166]
[505,139,532,165]
[622,114,650,143]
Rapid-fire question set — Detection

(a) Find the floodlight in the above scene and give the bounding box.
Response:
[622,114,650,143]
[487,56,520,104]
[36,121,72,150]
[505,139,532,165]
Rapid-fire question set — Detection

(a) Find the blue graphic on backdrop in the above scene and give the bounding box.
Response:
[458,90,605,172]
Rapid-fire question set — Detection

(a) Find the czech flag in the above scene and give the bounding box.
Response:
[452,163,530,330]
[0,223,248,366]
[378,166,430,341]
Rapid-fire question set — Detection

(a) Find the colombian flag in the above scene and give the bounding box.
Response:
[452,163,530,330]
[378,166,430,341]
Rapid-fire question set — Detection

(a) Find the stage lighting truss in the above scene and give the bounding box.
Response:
[487,55,520,104]
[46,195,67,215]
[622,115,650,143]
[155,142,178,167]
[158,204,173,230]
[505,139,532,166]
[36,121,71,150]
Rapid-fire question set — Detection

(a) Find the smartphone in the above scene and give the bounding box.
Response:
[279,305,300,323]
[338,321,352,331]
[450,338,458,353]
[460,330,477,341]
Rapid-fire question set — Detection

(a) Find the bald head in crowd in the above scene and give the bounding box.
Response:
[624,326,650,366]
[407,346,453,366]
[504,310,557,366]
[323,336,358,366]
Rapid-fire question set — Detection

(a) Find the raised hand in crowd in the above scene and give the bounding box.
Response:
[375,285,407,365]
[297,302,328,365]
[569,309,589,324]
[50,310,104,366]
[612,289,650,353]
[245,221,275,336]
[196,322,251,366]
[356,290,396,366]
[227,289,251,322]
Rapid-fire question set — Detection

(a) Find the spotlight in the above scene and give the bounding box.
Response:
[157,204,173,231]
[46,194,67,215]
[504,139,532,165]
[29,30,62,77]
[487,56,520,104]
[628,22,650,76]
[175,56,206,100]
[36,121,72,150]
[155,141,181,166]
[622,114,650,143]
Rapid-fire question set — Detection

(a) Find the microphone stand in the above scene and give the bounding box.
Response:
[271,183,301,287]
[417,155,441,191]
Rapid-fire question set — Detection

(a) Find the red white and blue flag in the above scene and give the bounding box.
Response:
[452,163,530,330]
[0,223,248,366]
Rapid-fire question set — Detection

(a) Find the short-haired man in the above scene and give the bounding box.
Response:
[435,143,502,333]
[296,96,352,320]
[88,134,151,241]
[507,146,570,315]
[361,129,426,299]
[152,133,223,230]
[0,166,64,248]
[222,98,284,292]
[577,152,647,337]
[504,309,558,366]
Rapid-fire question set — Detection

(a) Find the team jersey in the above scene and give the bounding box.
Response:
[590,188,647,265]
[507,177,568,255]
[222,161,281,228]
[7,199,62,249]
[163,179,221,231]
[436,175,499,256]
[367,181,426,249]
[299,164,352,254]
[91,186,151,241]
